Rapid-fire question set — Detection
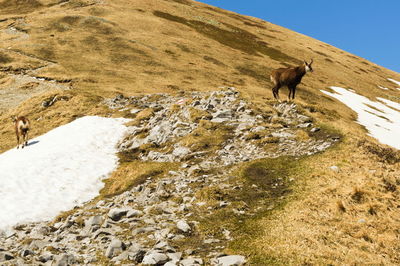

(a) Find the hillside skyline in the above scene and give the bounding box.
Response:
[197,0,400,73]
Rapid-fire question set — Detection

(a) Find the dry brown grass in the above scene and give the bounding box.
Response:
[248,138,400,265]
[100,161,178,198]
[179,120,233,152]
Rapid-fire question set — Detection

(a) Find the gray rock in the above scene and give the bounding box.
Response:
[310,127,320,133]
[142,252,169,265]
[176,220,191,233]
[0,252,14,262]
[298,122,312,128]
[219,201,229,208]
[180,257,203,265]
[236,101,247,112]
[164,262,178,266]
[172,146,191,159]
[38,252,54,263]
[127,209,143,218]
[211,110,233,123]
[29,239,50,250]
[105,238,126,258]
[87,215,103,227]
[93,228,116,239]
[251,126,266,132]
[129,138,146,150]
[271,131,294,138]
[111,251,129,262]
[297,114,312,123]
[167,252,182,262]
[108,208,128,221]
[59,220,74,231]
[330,165,340,172]
[188,165,201,176]
[154,241,175,252]
[211,117,229,123]
[192,100,201,107]
[127,243,146,263]
[147,121,172,145]
[30,225,50,238]
[146,151,174,162]
[214,110,233,118]
[130,108,142,114]
[204,239,220,244]
[53,254,76,266]
[20,249,33,257]
[215,255,246,266]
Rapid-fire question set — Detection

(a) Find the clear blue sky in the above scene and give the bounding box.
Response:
[197,0,399,73]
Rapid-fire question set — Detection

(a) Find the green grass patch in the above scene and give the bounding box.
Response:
[0,53,13,64]
[203,56,225,66]
[186,156,312,264]
[153,11,298,62]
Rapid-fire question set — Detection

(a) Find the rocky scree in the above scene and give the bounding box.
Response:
[0,88,338,265]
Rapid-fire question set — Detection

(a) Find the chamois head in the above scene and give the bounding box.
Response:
[304,59,314,73]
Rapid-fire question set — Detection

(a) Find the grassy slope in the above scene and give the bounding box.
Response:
[0,0,400,264]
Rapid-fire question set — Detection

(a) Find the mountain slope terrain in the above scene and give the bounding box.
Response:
[0,0,400,265]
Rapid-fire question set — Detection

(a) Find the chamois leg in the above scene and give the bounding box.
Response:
[272,85,281,103]
[25,131,29,147]
[288,85,296,102]
[287,87,292,102]
[22,132,27,148]
[291,86,296,100]
[16,134,20,149]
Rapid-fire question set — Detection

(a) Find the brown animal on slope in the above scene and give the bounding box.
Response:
[270,59,313,102]
[14,116,30,149]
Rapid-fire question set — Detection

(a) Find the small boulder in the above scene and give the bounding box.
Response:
[141,252,169,265]
[330,165,340,172]
[127,209,143,218]
[216,255,246,266]
[20,249,33,257]
[176,220,191,233]
[105,238,126,258]
[172,146,191,159]
[37,252,53,263]
[180,257,203,265]
[108,208,128,221]
[127,243,146,263]
[53,254,76,266]
[87,215,103,227]
[0,252,14,262]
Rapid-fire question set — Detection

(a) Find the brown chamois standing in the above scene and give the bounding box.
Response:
[14,116,30,149]
[270,59,313,102]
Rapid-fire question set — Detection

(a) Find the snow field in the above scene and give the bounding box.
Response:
[0,116,129,230]
[321,86,400,150]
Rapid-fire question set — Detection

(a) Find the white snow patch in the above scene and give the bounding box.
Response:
[388,78,400,86]
[0,116,129,230]
[321,87,400,150]
[378,85,389,91]
[377,97,400,111]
